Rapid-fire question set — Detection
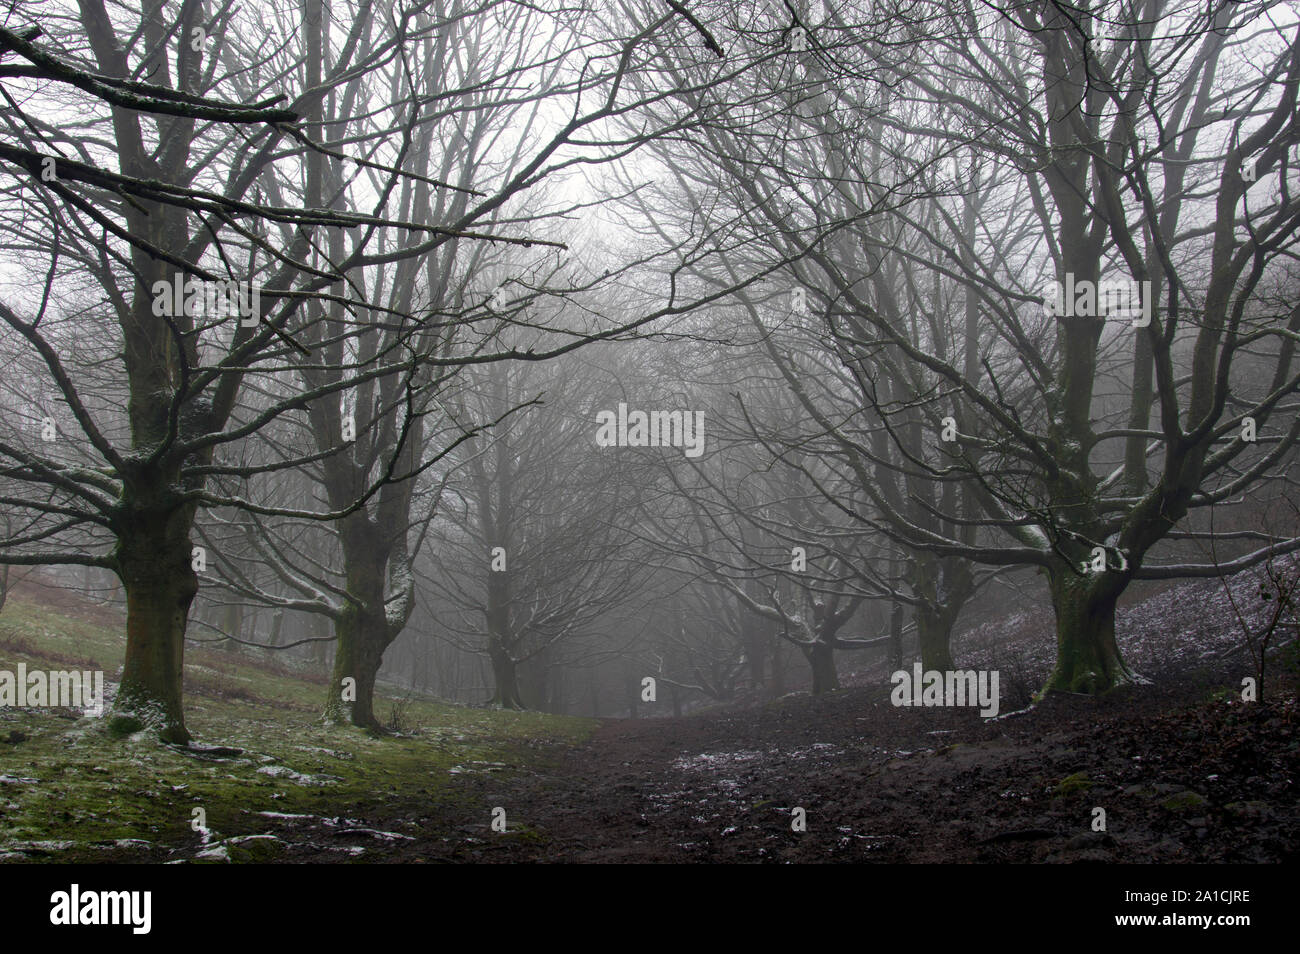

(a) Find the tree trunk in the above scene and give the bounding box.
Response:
[488,644,525,709]
[324,602,388,730]
[313,619,331,676]
[548,665,565,714]
[324,518,395,730]
[264,610,284,664]
[741,618,765,693]
[915,604,956,672]
[222,601,243,654]
[770,634,785,696]
[910,553,969,672]
[1044,569,1133,693]
[889,599,904,671]
[805,641,839,694]
[317,558,390,725]
[114,510,198,745]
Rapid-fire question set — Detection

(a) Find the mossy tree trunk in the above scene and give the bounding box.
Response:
[909,552,973,672]
[324,515,408,730]
[325,602,390,730]
[113,475,200,745]
[86,0,230,745]
[1044,568,1131,693]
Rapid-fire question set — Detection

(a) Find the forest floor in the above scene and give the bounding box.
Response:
[0,572,1297,863]
[409,675,1298,863]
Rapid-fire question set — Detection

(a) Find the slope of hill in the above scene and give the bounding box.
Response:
[0,585,594,862]
[0,565,1296,863]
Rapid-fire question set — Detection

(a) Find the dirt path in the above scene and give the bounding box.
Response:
[380,664,1299,863]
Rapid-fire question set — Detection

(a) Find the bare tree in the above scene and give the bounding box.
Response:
[0,0,804,741]
[638,0,1300,695]
[425,357,654,708]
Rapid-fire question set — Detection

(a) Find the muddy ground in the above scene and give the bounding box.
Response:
[6,572,1298,864]
[299,573,1300,863]
[242,655,1297,863]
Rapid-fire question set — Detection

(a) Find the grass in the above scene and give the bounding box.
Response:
[0,589,595,862]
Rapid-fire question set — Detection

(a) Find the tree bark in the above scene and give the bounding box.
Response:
[222,601,243,654]
[325,602,389,730]
[740,616,765,693]
[626,671,639,719]
[915,604,957,672]
[114,499,198,745]
[323,516,400,730]
[1044,567,1132,693]
[889,599,904,671]
[488,644,525,709]
[805,641,839,694]
[909,553,970,671]
[770,634,785,696]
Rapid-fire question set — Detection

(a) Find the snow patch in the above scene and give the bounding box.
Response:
[256,765,341,786]
[333,827,414,841]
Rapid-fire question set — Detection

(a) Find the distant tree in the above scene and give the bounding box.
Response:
[427,358,655,708]
[0,0,762,741]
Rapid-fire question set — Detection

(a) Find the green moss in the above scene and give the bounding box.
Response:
[496,823,548,844]
[1160,791,1208,813]
[106,715,144,737]
[224,834,288,862]
[0,592,596,862]
[1053,771,1094,797]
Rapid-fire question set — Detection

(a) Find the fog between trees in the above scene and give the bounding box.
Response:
[1,0,1299,738]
